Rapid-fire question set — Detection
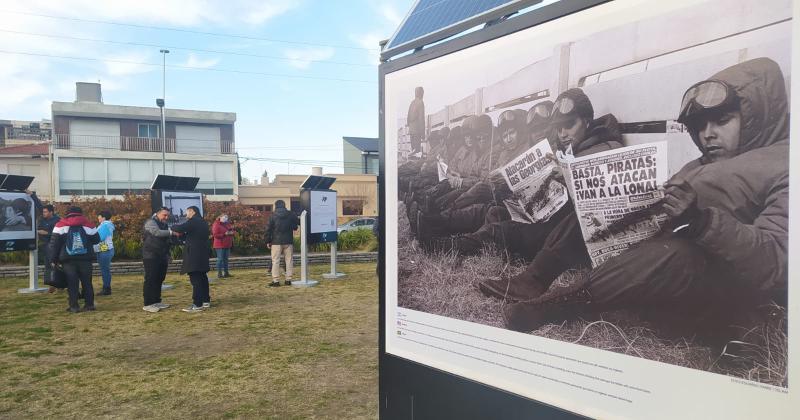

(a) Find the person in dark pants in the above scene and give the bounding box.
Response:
[37,203,60,291]
[503,58,790,339]
[479,88,623,300]
[407,86,426,155]
[49,207,100,313]
[170,206,211,313]
[265,200,300,287]
[142,207,174,313]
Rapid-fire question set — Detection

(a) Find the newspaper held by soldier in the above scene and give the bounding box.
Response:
[498,139,569,224]
[564,142,669,267]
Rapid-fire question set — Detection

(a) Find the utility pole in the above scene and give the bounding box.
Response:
[159,49,169,174]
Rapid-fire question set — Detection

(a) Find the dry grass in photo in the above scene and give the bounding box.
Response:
[397,202,788,387]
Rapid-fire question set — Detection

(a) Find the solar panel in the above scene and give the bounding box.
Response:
[150,175,200,191]
[383,0,542,59]
[0,174,34,191]
[301,175,337,190]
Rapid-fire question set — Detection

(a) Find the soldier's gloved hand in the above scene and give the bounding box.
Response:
[662,178,709,236]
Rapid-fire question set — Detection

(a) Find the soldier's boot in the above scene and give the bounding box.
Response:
[502,288,593,332]
[479,249,565,302]
[417,212,448,248]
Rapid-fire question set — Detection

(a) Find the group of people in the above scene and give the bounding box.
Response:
[33,196,300,314]
[401,57,789,341]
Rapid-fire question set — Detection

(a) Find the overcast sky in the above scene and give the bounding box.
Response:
[0,0,414,180]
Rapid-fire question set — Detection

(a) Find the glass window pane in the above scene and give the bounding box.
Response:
[83,159,105,182]
[138,125,147,137]
[107,160,129,181]
[174,161,194,177]
[196,162,215,181]
[214,162,233,182]
[59,158,83,181]
[130,160,151,182]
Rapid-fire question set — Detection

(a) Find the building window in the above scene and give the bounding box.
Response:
[138,123,159,138]
[343,200,364,216]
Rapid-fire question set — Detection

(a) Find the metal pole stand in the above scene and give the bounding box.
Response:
[18,250,47,294]
[322,241,346,279]
[292,210,318,288]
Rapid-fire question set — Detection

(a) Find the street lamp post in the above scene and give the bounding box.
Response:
[159,49,169,174]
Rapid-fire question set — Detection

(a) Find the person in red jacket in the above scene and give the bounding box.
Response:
[211,214,235,279]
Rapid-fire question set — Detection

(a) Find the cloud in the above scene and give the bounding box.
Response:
[350,32,384,64]
[5,0,299,27]
[283,47,335,70]
[240,0,299,25]
[184,53,220,69]
[380,3,404,27]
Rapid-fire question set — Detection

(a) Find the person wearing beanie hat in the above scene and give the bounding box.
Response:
[49,206,100,313]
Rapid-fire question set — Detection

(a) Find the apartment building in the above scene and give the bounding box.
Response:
[51,82,238,202]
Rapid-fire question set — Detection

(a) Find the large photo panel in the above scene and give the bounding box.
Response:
[384,0,797,418]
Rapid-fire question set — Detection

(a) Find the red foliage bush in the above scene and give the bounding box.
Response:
[51,193,270,260]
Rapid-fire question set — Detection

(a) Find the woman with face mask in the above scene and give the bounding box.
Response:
[211,214,235,279]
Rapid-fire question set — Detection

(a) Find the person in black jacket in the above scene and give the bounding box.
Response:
[49,207,100,313]
[170,206,211,313]
[141,207,174,313]
[265,200,299,287]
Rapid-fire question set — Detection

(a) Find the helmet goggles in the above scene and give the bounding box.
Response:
[678,79,738,123]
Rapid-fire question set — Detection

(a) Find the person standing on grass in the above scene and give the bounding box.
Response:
[37,203,60,291]
[142,207,174,313]
[265,200,299,287]
[94,210,115,296]
[211,213,235,279]
[170,206,211,313]
[49,207,100,313]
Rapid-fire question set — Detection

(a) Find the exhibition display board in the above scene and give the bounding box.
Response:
[379,0,799,418]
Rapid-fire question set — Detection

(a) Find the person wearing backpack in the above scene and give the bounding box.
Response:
[49,207,100,313]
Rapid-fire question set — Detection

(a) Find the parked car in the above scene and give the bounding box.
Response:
[337,217,376,234]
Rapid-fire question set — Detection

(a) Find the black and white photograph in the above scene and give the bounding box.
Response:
[0,191,35,240]
[161,191,204,226]
[390,0,791,388]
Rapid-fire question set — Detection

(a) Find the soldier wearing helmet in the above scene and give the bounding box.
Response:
[478,88,623,297]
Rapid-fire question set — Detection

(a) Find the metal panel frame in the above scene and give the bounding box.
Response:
[378,1,610,418]
[382,0,544,61]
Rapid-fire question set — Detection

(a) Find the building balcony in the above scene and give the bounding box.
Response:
[53,134,235,155]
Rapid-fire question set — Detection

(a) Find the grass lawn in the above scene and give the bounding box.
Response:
[0,262,378,419]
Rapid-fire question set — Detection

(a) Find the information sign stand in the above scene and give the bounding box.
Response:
[322,242,346,279]
[18,250,46,294]
[292,210,318,288]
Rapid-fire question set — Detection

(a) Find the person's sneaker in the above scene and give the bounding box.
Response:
[83,305,96,311]
[66,306,81,313]
[202,302,211,309]
[98,287,111,296]
[142,304,161,313]
[268,281,281,287]
[283,280,292,286]
[181,305,204,313]
[224,273,233,278]
[153,302,170,309]
[48,286,56,294]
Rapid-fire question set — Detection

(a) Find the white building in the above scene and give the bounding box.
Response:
[51,82,238,202]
